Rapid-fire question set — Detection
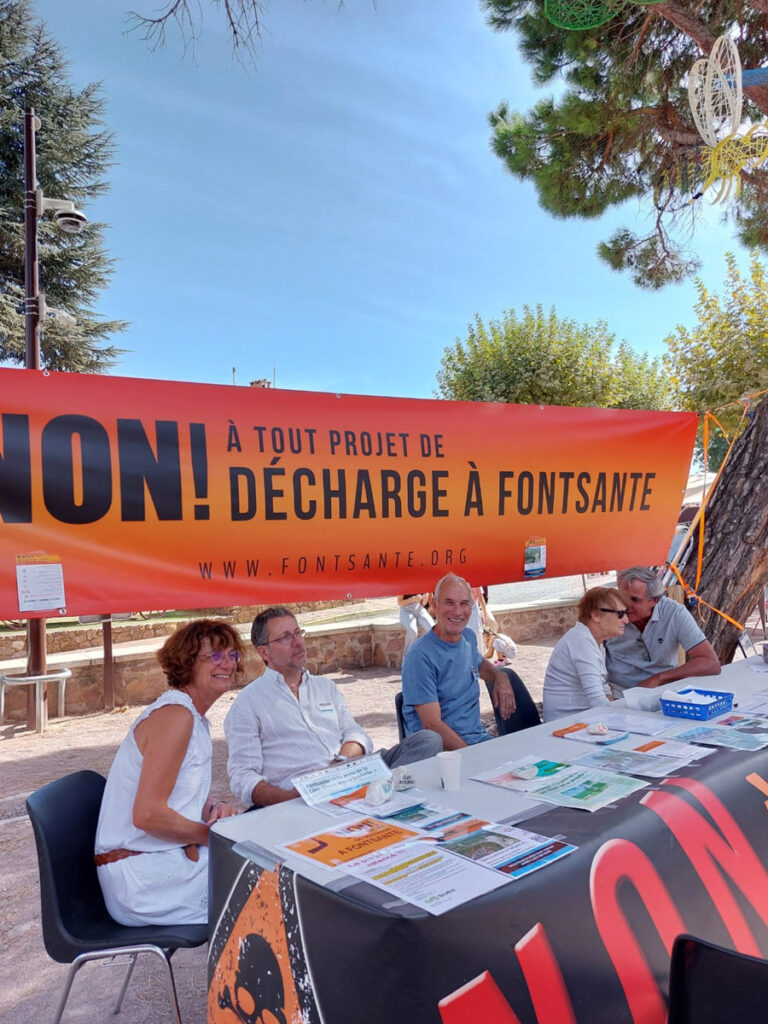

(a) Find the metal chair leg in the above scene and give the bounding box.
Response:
[53,955,89,1024]
[51,945,184,1024]
[144,947,183,1024]
[112,952,139,1015]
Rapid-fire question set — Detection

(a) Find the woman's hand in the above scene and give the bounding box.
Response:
[204,801,240,824]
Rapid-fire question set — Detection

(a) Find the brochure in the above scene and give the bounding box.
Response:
[737,693,768,714]
[552,721,628,745]
[278,816,420,871]
[602,711,669,737]
[576,747,692,779]
[630,737,714,761]
[715,713,768,737]
[330,784,425,819]
[528,765,648,812]
[439,823,576,879]
[673,724,768,751]
[343,840,512,916]
[472,756,573,793]
[292,754,391,813]
[385,802,489,840]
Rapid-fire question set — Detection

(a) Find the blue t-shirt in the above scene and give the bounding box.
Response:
[401,628,490,745]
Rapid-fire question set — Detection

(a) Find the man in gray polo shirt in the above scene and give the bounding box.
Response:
[605,566,721,690]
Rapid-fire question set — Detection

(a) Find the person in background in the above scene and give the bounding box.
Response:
[542,587,628,723]
[483,628,518,665]
[605,566,720,691]
[95,619,241,925]
[467,586,494,651]
[397,593,434,662]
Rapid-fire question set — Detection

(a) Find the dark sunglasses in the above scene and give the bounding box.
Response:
[600,608,629,619]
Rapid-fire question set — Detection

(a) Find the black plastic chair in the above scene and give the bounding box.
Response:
[484,668,541,736]
[394,691,406,740]
[26,770,208,1024]
[668,933,768,1024]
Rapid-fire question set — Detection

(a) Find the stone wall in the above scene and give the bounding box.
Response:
[1,601,577,721]
[494,603,579,642]
[0,600,352,661]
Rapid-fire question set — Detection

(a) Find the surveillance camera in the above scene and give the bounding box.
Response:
[36,189,87,232]
[53,208,87,233]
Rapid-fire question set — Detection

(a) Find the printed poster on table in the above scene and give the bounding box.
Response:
[277,817,420,870]
[576,747,694,779]
[385,802,489,839]
[472,756,573,793]
[528,766,648,812]
[342,840,512,916]
[439,824,576,879]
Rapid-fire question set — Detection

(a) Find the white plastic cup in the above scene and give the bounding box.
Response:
[437,750,462,791]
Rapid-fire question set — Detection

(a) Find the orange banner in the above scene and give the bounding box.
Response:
[0,368,697,618]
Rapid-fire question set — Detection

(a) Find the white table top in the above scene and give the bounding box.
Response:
[213,656,768,886]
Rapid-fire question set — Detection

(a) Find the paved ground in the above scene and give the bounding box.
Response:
[0,636,555,1024]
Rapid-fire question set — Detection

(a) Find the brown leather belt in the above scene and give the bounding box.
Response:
[95,843,199,867]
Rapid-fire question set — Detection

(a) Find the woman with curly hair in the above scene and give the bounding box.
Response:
[95,619,243,925]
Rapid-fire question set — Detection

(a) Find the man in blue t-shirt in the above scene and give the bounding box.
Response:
[401,574,516,747]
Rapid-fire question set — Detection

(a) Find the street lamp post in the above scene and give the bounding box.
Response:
[23,108,46,715]
[17,109,88,730]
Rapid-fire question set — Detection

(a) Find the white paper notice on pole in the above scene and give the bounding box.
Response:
[15,554,66,613]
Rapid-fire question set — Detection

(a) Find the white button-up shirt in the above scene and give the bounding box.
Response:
[224,666,373,803]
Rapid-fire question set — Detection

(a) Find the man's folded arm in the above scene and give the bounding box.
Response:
[478,659,516,717]
[413,701,467,750]
[250,779,299,807]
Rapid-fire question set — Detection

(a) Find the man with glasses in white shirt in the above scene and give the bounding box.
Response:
[605,566,721,692]
[225,606,442,807]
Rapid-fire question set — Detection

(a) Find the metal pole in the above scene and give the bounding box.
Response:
[23,107,47,729]
[23,108,40,367]
[103,618,114,711]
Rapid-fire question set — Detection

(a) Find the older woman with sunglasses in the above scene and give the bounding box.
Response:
[95,619,243,925]
[542,587,629,723]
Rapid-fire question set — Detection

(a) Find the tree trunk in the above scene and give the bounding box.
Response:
[678,394,768,664]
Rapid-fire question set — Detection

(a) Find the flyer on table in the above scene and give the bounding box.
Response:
[278,817,420,870]
[343,840,512,916]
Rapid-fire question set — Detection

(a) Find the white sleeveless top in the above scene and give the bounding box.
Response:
[95,689,212,854]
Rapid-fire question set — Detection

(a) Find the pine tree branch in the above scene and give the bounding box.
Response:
[652,3,717,53]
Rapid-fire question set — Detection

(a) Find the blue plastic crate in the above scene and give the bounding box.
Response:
[660,688,733,721]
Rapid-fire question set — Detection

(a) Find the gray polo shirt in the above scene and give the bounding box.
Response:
[604,596,707,690]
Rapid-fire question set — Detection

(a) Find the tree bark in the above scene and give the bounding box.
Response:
[678,394,768,663]
[653,4,717,53]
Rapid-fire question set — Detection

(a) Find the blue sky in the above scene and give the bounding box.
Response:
[34,0,744,399]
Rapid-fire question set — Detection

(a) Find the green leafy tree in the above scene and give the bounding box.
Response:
[437,304,673,410]
[482,1,768,288]
[664,251,768,466]
[0,0,125,371]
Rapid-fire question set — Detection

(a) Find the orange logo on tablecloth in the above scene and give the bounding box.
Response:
[208,868,305,1024]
